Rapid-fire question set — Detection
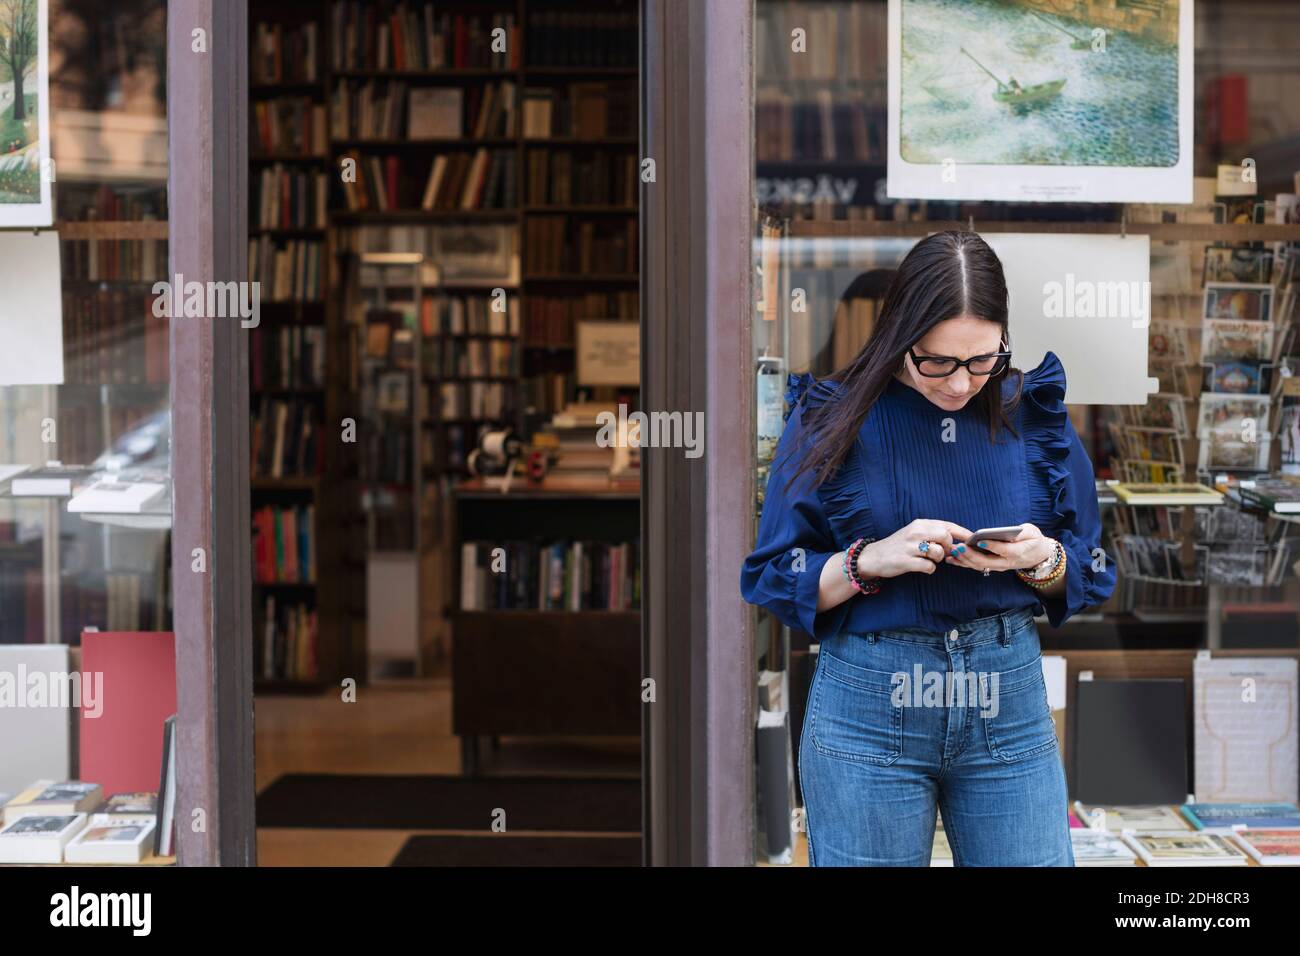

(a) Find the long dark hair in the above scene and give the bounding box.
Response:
[788,230,1023,489]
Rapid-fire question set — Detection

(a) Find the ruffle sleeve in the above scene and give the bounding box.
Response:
[782,372,874,550]
[740,381,851,639]
[1019,351,1117,625]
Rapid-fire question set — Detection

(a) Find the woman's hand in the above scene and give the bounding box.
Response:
[859,518,974,579]
[945,523,1056,574]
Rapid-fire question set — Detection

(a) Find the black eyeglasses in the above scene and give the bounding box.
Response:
[908,345,1011,378]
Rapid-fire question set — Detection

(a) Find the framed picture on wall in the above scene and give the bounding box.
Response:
[886,0,1193,203]
[0,0,51,227]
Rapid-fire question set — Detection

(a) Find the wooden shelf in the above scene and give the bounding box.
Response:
[331,209,519,222]
[524,204,637,214]
[57,220,168,240]
[251,476,321,491]
[333,137,517,149]
[788,219,1300,242]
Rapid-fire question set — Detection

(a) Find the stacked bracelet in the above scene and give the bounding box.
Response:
[842,537,882,595]
[1016,540,1066,590]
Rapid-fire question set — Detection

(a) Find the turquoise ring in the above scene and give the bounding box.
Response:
[918,541,929,554]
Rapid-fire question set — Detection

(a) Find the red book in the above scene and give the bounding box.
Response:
[79,631,177,797]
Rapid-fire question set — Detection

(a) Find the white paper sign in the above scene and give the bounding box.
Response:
[984,233,1155,405]
[0,229,62,384]
[1194,657,1298,805]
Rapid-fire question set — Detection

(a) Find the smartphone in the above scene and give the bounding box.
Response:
[961,525,1025,548]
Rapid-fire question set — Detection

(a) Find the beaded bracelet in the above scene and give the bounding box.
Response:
[1016,540,1066,590]
[842,537,882,595]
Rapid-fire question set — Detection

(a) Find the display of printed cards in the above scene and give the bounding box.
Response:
[1070,828,1138,866]
[1122,831,1249,866]
[1203,282,1273,322]
[1202,319,1272,361]
[1072,802,1191,832]
[1207,360,1265,395]
[1231,829,1300,865]
[1180,802,1300,831]
[63,814,157,864]
[0,813,88,863]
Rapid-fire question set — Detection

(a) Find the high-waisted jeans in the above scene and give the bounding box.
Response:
[798,606,1073,866]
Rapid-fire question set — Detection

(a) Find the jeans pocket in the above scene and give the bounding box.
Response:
[809,653,903,765]
[981,660,1058,764]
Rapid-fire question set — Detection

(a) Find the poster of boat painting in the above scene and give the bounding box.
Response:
[887,0,1192,203]
[0,0,48,226]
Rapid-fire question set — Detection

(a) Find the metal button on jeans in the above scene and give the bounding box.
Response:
[948,629,959,643]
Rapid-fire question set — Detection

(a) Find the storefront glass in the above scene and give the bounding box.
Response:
[750,0,1300,865]
[0,0,172,859]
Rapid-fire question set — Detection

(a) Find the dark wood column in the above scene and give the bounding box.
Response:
[168,0,255,866]
[642,0,756,865]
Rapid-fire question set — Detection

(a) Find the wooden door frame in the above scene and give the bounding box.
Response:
[168,0,256,866]
[642,0,756,865]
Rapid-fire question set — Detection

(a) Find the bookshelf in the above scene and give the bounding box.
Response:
[452,477,640,775]
[249,0,641,686]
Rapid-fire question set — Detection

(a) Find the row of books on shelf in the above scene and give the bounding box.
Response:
[251,325,327,390]
[0,782,171,864]
[252,164,329,231]
[337,149,517,212]
[62,183,166,224]
[330,2,519,72]
[422,293,520,337]
[252,97,328,157]
[438,380,511,420]
[755,92,886,165]
[257,595,318,682]
[61,238,167,283]
[252,504,316,585]
[524,215,637,276]
[524,292,639,347]
[526,148,639,208]
[366,429,413,484]
[755,0,885,83]
[253,19,320,84]
[521,82,635,140]
[420,149,517,211]
[248,237,325,302]
[335,80,517,141]
[63,291,169,385]
[524,4,637,69]
[251,397,325,479]
[522,371,575,416]
[460,539,641,611]
[425,338,519,379]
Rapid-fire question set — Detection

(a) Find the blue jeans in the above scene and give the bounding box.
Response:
[798,607,1073,866]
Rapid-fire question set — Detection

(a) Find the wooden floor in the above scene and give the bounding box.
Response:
[253,671,646,866]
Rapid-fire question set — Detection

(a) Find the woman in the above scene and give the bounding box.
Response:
[740,230,1115,867]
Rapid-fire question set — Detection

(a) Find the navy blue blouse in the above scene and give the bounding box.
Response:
[740,351,1116,638]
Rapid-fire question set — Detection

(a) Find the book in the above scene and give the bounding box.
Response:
[1181,803,1300,830]
[1072,802,1191,832]
[1073,679,1188,805]
[3,781,103,825]
[79,632,177,798]
[63,814,158,863]
[102,792,159,816]
[0,813,89,864]
[1231,828,1300,865]
[930,827,953,867]
[1193,657,1298,803]
[0,646,73,793]
[408,87,462,138]
[1111,482,1223,506]
[1121,831,1249,866]
[10,465,95,498]
[68,477,167,515]
[155,715,177,857]
[1070,828,1138,866]
[1237,476,1300,514]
